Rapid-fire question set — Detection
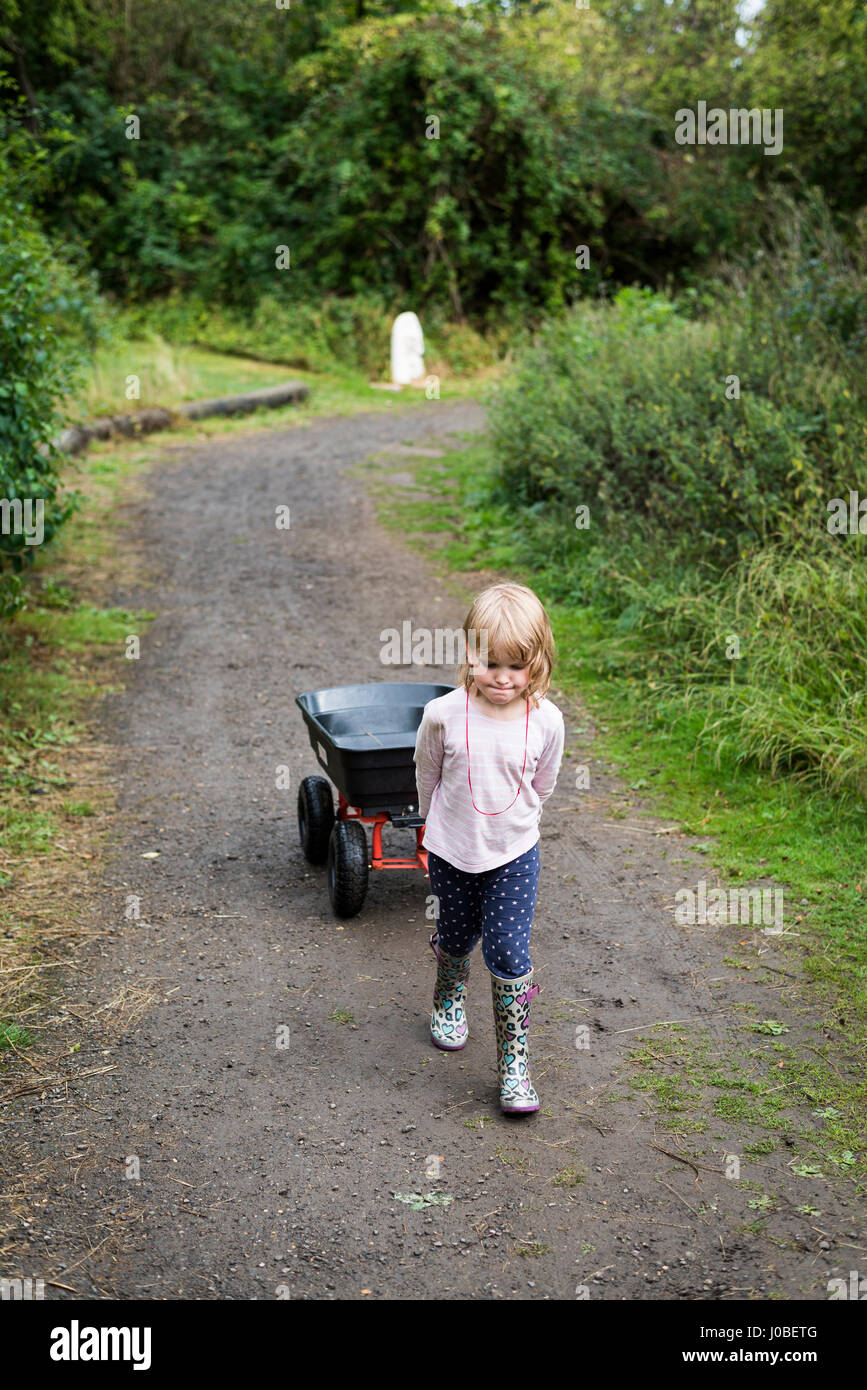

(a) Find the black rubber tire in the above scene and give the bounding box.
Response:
[297,776,334,865]
[327,819,369,918]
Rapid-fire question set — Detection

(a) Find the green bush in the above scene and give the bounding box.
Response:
[0,188,85,616]
[489,206,867,565]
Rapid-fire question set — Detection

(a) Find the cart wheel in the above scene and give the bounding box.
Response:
[327,820,369,918]
[297,776,334,864]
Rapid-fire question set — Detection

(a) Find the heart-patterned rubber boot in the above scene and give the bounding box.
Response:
[490,968,541,1114]
[429,932,472,1050]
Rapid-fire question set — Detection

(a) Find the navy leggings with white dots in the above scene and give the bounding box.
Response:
[426,843,541,979]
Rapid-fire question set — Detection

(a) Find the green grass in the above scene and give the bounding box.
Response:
[328,1008,356,1025]
[496,1145,530,1173]
[70,334,501,428]
[551,1166,585,1187]
[364,434,867,1193]
[72,338,295,417]
[0,1023,33,1051]
[0,432,162,1046]
[623,1024,864,1188]
[0,602,141,861]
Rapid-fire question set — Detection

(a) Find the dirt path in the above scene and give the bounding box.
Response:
[1,401,862,1300]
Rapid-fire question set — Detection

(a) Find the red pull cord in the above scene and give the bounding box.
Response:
[465,687,530,816]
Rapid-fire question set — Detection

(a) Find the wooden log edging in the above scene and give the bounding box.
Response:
[176,381,309,420]
[52,381,309,457]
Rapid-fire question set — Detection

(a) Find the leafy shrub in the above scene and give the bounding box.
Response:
[489,207,867,565]
[0,188,84,616]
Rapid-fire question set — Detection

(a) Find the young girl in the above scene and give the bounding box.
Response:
[413,583,565,1115]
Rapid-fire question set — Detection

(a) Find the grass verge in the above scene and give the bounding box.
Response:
[359,432,867,1197]
[69,336,503,425]
[0,433,160,1064]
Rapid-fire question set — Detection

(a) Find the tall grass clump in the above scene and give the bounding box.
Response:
[611,540,867,802]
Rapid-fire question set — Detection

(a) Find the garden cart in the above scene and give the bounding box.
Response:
[295,681,453,917]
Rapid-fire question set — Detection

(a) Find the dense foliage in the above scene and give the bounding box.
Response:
[491,209,867,562]
[0,157,88,615]
[1,0,865,649]
[1,1,865,323]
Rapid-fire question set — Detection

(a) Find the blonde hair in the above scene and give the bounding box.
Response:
[456,583,555,708]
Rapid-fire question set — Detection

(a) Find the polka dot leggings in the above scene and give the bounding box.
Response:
[426,843,541,980]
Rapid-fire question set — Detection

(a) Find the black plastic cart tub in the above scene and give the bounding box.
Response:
[295,681,454,917]
[295,681,453,816]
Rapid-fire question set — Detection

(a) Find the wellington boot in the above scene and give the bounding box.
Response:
[490,968,540,1114]
[429,932,472,1050]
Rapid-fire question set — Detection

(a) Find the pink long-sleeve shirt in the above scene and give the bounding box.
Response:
[413,685,565,872]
